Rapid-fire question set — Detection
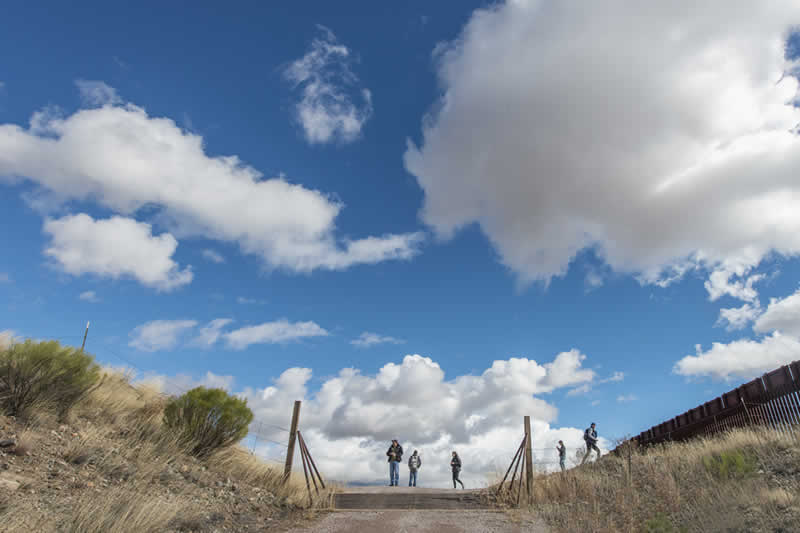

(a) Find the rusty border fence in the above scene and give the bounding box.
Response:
[632,360,800,447]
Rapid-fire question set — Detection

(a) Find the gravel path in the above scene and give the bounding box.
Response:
[284,510,548,533]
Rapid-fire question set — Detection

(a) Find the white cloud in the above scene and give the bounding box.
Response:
[75,80,121,107]
[404,2,800,287]
[704,261,764,302]
[674,332,800,381]
[717,302,761,331]
[201,249,225,264]
[0,90,421,274]
[284,25,373,144]
[236,296,265,305]
[617,394,638,403]
[350,331,406,348]
[0,330,16,349]
[78,290,99,303]
[138,370,236,395]
[0,272,10,283]
[240,351,602,485]
[754,288,800,337]
[223,319,329,349]
[43,214,192,291]
[599,371,625,384]
[129,319,198,352]
[567,383,592,397]
[192,318,234,348]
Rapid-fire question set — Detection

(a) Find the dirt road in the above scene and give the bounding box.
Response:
[284,509,548,533]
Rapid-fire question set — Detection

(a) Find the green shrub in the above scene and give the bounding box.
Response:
[702,449,757,479]
[0,339,100,417]
[164,387,253,457]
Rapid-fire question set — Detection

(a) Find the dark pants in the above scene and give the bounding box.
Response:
[452,468,464,488]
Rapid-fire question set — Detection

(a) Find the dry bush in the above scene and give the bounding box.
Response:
[504,427,800,533]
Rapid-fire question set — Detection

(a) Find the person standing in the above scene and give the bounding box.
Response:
[386,439,403,486]
[450,451,465,489]
[408,450,421,487]
[581,423,601,465]
[556,440,567,472]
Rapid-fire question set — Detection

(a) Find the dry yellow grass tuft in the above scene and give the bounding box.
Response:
[498,427,800,532]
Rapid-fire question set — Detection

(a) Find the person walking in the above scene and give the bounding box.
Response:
[557,440,567,472]
[386,439,403,486]
[581,423,601,465]
[450,451,465,489]
[408,450,421,487]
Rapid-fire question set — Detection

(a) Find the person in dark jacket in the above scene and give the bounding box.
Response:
[557,440,567,472]
[581,423,600,465]
[450,451,464,489]
[386,439,403,486]
[408,450,421,487]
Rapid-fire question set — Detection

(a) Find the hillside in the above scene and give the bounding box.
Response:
[508,427,800,532]
[0,368,323,532]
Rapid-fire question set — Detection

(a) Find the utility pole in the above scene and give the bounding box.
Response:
[524,415,534,503]
[81,321,90,351]
[283,400,301,483]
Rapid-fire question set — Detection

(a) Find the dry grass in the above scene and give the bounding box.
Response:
[499,428,800,532]
[65,487,181,533]
[0,367,310,531]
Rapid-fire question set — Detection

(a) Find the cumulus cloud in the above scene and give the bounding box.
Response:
[201,249,225,264]
[78,290,99,303]
[754,288,800,337]
[192,318,234,348]
[240,351,601,485]
[284,25,373,144]
[75,80,121,107]
[129,319,198,352]
[350,331,406,348]
[674,332,800,381]
[43,214,192,291]
[0,91,421,275]
[717,302,761,331]
[404,1,800,287]
[223,320,329,349]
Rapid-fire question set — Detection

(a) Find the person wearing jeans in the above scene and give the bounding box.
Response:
[581,423,601,465]
[386,439,403,486]
[557,440,567,472]
[408,450,421,487]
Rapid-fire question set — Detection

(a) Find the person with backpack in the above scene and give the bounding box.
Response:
[556,440,567,472]
[581,422,600,465]
[407,450,421,487]
[386,439,403,486]
[450,451,464,489]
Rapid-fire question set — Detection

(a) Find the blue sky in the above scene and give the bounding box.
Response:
[2,2,800,485]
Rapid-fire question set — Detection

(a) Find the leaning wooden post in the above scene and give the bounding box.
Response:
[283,400,301,483]
[524,415,534,504]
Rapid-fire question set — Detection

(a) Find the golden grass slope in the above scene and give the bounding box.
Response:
[0,368,327,532]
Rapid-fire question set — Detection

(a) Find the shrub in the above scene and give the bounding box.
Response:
[164,387,253,457]
[702,449,757,479]
[0,339,100,417]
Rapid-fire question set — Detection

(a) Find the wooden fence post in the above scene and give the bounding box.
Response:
[283,400,301,483]
[524,415,533,504]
